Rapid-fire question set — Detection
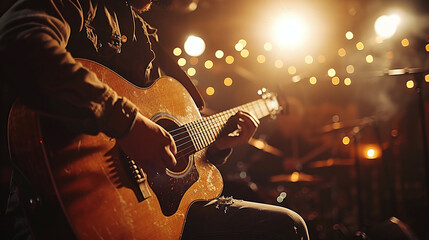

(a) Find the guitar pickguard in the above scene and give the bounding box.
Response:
[147,155,199,216]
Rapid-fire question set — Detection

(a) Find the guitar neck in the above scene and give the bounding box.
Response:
[183,97,279,153]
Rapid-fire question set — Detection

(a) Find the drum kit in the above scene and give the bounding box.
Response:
[239,118,377,239]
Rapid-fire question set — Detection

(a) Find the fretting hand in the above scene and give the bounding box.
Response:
[212,110,260,151]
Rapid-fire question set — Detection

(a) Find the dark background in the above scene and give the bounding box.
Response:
[2,0,429,239]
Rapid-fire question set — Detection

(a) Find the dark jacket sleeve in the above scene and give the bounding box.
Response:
[0,0,137,138]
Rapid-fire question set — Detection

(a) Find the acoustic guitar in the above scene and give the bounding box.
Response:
[8,59,282,239]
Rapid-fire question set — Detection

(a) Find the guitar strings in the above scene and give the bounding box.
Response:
[173,111,242,156]
[167,98,268,137]
[173,115,230,156]
[168,100,271,156]
[174,117,226,152]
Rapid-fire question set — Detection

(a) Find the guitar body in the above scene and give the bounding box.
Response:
[8,59,223,239]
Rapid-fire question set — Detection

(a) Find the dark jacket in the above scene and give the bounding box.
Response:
[0,0,156,138]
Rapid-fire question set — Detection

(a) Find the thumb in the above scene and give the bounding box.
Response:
[161,146,177,169]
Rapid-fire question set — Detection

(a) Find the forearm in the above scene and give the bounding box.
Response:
[206,145,232,166]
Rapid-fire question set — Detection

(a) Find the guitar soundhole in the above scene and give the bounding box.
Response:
[156,118,193,174]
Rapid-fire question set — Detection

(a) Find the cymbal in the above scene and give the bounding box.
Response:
[270,172,322,183]
[318,117,377,134]
[248,138,284,157]
[306,158,354,168]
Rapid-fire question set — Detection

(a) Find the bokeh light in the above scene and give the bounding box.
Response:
[178,58,186,66]
[224,77,233,86]
[184,35,206,56]
[173,47,182,56]
[206,87,215,95]
[305,55,313,64]
[204,60,213,69]
[345,31,354,40]
[374,14,400,39]
[215,50,224,58]
[225,56,235,64]
[257,54,266,63]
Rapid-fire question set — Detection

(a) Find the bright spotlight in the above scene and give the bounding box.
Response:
[272,13,307,48]
[374,14,400,39]
[184,35,205,57]
[361,144,382,159]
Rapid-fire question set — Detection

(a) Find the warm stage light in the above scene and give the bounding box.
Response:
[240,49,250,58]
[238,39,247,47]
[184,35,205,57]
[362,144,381,159]
[356,42,364,50]
[177,58,186,66]
[204,60,213,69]
[406,80,414,88]
[366,149,375,159]
[309,76,317,85]
[187,67,196,76]
[291,172,300,182]
[344,78,352,86]
[235,42,244,51]
[305,55,313,64]
[225,56,234,64]
[206,87,215,95]
[257,55,266,63]
[173,47,182,56]
[264,42,273,51]
[215,50,224,58]
[401,38,409,47]
[288,66,297,75]
[332,77,340,85]
[271,13,307,48]
[274,60,284,68]
[346,65,355,74]
[328,68,336,77]
[345,31,354,40]
[338,48,346,57]
[342,136,350,145]
[224,77,233,86]
[374,14,400,39]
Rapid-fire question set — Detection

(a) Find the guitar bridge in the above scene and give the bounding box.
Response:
[127,157,151,200]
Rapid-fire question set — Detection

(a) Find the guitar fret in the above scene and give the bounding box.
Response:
[206,117,216,143]
[214,115,222,136]
[202,118,212,146]
[184,124,197,151]
[197,119,208,149]
[249,102,258,118]
[201,119,211,148]
[260,99,270,117]
[256,100,266,117]
[192,121,204,151]
[214,114,223,136]
[185,123,194,150]
[253,101,263,119]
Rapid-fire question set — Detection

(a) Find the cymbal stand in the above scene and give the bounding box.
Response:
[415,72,429,207]
[351,129,365,236]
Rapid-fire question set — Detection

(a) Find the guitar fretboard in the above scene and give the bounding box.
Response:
[172,95,279,158]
